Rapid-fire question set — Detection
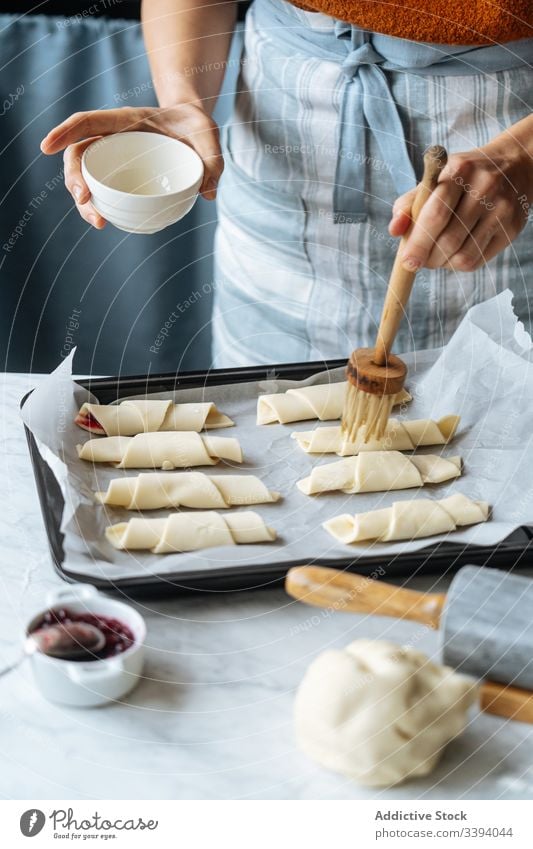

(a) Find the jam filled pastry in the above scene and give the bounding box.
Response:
[96,472,280,510]
[292,415,459,456]
[257,383,410,425]
[77,432,243,469]
[106,510,277,553]
[323,493,489,544]
[297,452,461,495]
[75,399,233,436]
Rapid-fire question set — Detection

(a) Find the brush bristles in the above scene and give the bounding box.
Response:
[342,385,396,443]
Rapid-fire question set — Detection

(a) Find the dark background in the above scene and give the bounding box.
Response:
[0,2,250,20]
[1,1,142,17]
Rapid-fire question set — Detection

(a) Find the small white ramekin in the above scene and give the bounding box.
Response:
[26,584,146,708]
[81,131,204,234]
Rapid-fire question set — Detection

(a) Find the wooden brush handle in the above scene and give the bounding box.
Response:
[285,565,446,629]
[374,144,448,367]
[285,566,533,725]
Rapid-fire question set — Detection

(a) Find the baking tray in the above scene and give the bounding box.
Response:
[21,359,533,596]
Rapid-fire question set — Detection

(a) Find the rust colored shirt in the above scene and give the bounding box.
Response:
[290,1,533,45]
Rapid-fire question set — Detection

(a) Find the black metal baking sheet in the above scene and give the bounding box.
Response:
[21,359,533,597]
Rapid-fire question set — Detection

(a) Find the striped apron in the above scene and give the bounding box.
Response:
[212,0,533,367]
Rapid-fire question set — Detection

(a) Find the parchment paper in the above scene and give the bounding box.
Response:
[20,291,533,581]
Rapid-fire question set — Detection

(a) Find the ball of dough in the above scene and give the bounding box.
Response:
[294,639,478,787]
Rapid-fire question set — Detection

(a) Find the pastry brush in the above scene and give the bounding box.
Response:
[342,144,448,443]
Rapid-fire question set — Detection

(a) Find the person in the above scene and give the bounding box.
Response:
[41,0,533,367]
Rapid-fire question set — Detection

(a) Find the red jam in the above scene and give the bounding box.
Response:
[31,608,135,661]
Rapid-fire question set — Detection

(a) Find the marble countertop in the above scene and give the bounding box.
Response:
[2,372,533,800]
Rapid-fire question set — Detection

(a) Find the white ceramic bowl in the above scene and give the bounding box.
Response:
[81,132,204,234]
[26,584,146,708]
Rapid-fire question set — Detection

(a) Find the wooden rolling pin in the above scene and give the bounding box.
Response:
[286,564,533,724]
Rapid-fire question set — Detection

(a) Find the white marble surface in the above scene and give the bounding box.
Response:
[2,371,533,800]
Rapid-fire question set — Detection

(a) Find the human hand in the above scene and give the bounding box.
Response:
[389,135,533,272]
[40,104,223,228]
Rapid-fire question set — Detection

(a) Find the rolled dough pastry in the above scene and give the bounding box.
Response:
[292,415,459,455]
[77,432,243,469]
[96,472,280,510]
[257,383,411,425]
[297,452,461,495]
[294,639,478,787]
[323,493,489,544]
[75,399,233,436]
[106,510,277,553]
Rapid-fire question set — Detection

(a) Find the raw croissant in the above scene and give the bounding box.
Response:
[77,432,242,469]
[75,398,233,436]
[257,383,410,425]
[292,415,459,456]
[297,452,461,495]
[323,493,489,544]
[106,510,277,553]
[96,472,280,510]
